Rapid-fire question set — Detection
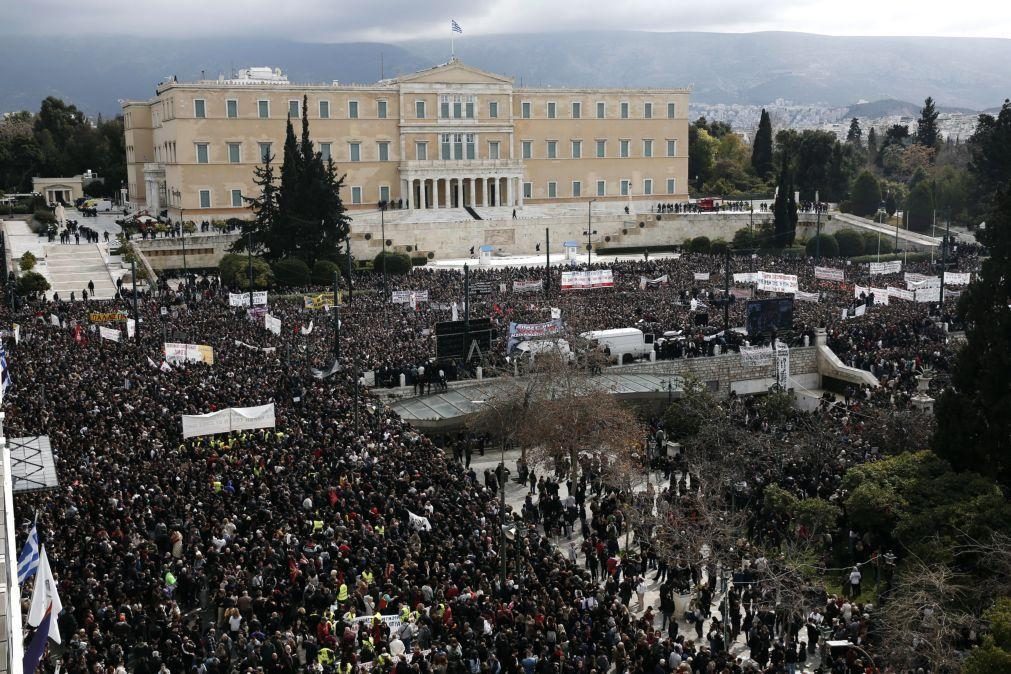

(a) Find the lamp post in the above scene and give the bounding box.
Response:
[471,399,508,588]
[380,201,388,301]
[585,198,597,267]
[246,226,254,309]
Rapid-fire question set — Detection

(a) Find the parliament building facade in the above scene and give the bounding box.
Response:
[122,59,690,219]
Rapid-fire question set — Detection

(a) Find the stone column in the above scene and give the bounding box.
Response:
[507,177,514,208]
[422,179,430,209]
[403,179,411,209]
[434,178,442,209]
[483,178,490,207]
[467,178,474,207]
[518,177,524,207]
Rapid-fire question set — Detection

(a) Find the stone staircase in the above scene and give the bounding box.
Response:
[44,244,118,300]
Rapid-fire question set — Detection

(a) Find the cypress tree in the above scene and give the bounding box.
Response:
[916,96,940,150]
[772,154,798,247]
[751,109,774,180]
[846,118,862,146]
[866,127,877,164]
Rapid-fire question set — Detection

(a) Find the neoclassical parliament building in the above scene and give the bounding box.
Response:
[123,59,689,219]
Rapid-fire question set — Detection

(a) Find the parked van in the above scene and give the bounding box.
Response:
[515,338,574,362]
[579,328,654,364]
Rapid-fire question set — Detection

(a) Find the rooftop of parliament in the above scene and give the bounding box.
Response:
[122,59,690,220]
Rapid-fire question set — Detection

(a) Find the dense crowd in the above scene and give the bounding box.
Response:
[3,242,981,674]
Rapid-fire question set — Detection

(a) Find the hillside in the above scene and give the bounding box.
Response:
[2,31,1010,115]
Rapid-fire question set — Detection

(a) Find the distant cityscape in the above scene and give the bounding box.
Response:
[691,100,981,144]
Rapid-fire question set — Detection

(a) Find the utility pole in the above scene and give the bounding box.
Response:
[333,271,341,361]
[380,202,388,301]
[346,237,353,306]
[463,263,470,366]
[723,247,731,333]
[544,227,550,296]
[130,257,140,342]
[180,213,188,300]
[939,210,951,306]
[247,227,254,309]
[586,198,597,266]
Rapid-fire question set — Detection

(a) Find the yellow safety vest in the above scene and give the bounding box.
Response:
[318,648,334,665]
[362,571,374,585]
[338,584,349,601]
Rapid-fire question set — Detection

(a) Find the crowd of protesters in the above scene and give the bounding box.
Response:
[1,241,981,674]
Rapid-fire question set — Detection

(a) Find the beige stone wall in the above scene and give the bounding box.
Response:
[134,233,240,270]
[123,103,153,206]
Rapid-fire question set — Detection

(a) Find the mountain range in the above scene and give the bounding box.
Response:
[2,31,1009,117]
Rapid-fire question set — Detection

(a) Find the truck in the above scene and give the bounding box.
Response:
[579,328,655,364]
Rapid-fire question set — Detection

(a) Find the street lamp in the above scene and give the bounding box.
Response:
[471,399,509,588]
[380,201,388,301]
[586,198,597,266]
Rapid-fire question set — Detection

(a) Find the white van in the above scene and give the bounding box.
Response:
[515,338,574,362]
[579,328,655,364]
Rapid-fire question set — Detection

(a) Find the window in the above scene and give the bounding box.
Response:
[320,142,332,162]
[231,189,243,207]
[258,100,269,119]
[547,102,556,119]
[667,102,677,119]
[547,140,557,159]
[440,96,450,119]
[643,178,653,195]
[377,100,387,119]
[620,101,629,119]
[523,182,532,199]
[227,143,240,163]
[620,179,630,196]
[351,186,362,204]
[319,100,331,119]
[194,99,206,118]
[377,141,390,162]
[349,142,361,162]
[548,181,557,198]
[521,101,531,118]
[258,142,272,162]
[441,134,451,160]
[572,181,582,197]
[597,180,606,196]
[465,97,474,119]
[571,140,582,159]
[465,134,475,160]
[348,101,359,119]
[596,140,606,158]
[489,101,498,118]
[416,141,428,161]
[416,100,426,118]
[453,97,462,119]
[644,102,653,119]
[667,139,678,157]
[226,99,238,118]
[199,189,211,208]
[453,133,463,160]
[489,141,500,160]
[667,178,676,194]
[522,140,532,159]
[643,139,653,158]
[288,100,300,118]
[196,143,209,164]
[571,102,581,119]
[620,139,630,158]
[379,185,390,203]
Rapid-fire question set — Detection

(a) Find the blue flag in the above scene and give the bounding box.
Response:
[17,523,39,585]
[22,608,51,673]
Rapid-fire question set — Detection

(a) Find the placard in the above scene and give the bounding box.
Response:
[869,260,902,275]
[560,270,613,291]
[303,292,340,309]
[164,342,215,365]
[229,291,267,307]
[513,280,543,293]
[693,272,710,281]
[756,271,799,294]
[99,326,120,342]
[89,311,127,322]
[814,266,845,282]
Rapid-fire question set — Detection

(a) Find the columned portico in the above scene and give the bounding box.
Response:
[401,162,524,211]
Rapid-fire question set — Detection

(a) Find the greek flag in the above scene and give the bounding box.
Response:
[17,523,40,585]
[451,19,462,34]
[0,343,11,398]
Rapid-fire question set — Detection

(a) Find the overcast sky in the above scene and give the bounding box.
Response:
[7,0,1011,41]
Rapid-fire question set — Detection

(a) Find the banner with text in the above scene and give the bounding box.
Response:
[869,260,902,275]
[560,269,613,291]
[391,290,429,304]
[693,272,710,281]
[513,280,543,293]
[756,271,799,294]
[89,311,127,323]
[303,292,341,309]
[639,274,669,289]
[99,326,120,342]
[793,290,820,302]
[733,272,758,284]
[229,291,268,307]
[814,266,845,282]
[887,287,915,302]
[740,345,774,367]
[182,403,275,439]
[264,314,281,336]
[164,342,215,365]
[944,272,971,285]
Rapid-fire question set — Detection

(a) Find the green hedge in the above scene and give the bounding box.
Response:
[311,259,340,285]
[272,258,312,287]
[805,234,839,258]
[33,209,56,225]
[373,251,412,275]
[850,252,931,264]
[411,257,428,267]
[834,229,865,257]
[595,245,680,255]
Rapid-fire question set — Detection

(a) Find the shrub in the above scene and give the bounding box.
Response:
[687,236,711,254]
[33,209,56,225]
[19,251,37,272]
[17,271,50,295]
[782,246,807,259]
[710,239,730,255]
[219,253,273,289]
[732,228,757,251]
[805,234,839,258]
[311,259,340,285]
[834,229,865,257]
[411,257,428,267]
[373,251,412,276]
[272,257,311,287]
[862,232,893,255]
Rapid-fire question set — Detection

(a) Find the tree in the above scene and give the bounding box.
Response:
[885,191,897,217]
[967,99,1011,219]
[846,117,863,146]
[916,96,941,151]
[772,156,798,247]
[850,170,882,217]
[833,229,865,257]
[687,236,711,253]
[751,109,774,180]
[966,598,1011,674]
[866,126,878,164]
[906,181,934,232]
[19,251,37,271]
[236,152,280,255]
[373,251,411,275]
[311,259,340,285]
[219,253,273,289]
[17,271,50,296]
[688,125,717,189]
[934,186,1011,486]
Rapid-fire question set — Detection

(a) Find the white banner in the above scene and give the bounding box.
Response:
[408,510,432,531]
[513,279,543,293]
[854,285,870,299]
[855,304,867,316]
[904,272,933,283]
[757,271,799,294]
[300,320,314,336]
[733,272,758,284]
[814,266,845,282]
[740,345,774,367]
[234,340,277,354]
[229,291,268,307]
[943,272,971,285]
[264,314,281,336]
[164,342,215,365]
[126,318,136,339]
[775,343,790,388]
[693,272,710,281]
[182,403,276,439]
[639,274,669,289]
[560,269,613,291]
[392,290,429,304]
[99,325,120,342]
[887,287,915,301]
[870,288,890,305]
[869,260,902,275]
[916,286,941,303]
[793,290,820,302]
[49,314,60,328]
